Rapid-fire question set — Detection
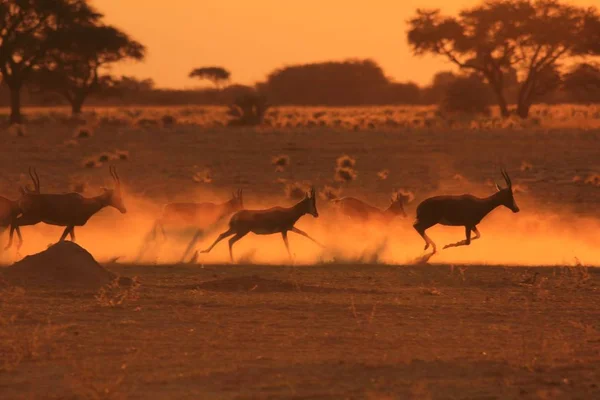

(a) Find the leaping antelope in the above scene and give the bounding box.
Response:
[413,170,520,253]
[332,193,407,223]
[12,166,126,244]
[2,167,41,250]
[198,188,322,262]
[152,189,244,239]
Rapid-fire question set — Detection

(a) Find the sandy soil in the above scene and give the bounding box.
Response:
[1,262,599,399]
[1,106,600,398]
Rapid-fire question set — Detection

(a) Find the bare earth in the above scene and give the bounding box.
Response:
[1,263,599,399]
[1,105,600,399]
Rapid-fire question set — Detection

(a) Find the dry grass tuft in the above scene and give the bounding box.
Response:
[520,161,533,172]
[336,154,356,169]
[192,168,213,184]
[335,167,357,183]
[377,169,390,180]
[272,154,290,172]
[74,126,93,139]
[284,181,311,200]
[95,277,140,308]
[319,185,341,201]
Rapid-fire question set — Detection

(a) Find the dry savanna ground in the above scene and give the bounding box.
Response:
[1,105,600,399]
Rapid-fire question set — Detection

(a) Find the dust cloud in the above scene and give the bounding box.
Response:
[1,185,599,267]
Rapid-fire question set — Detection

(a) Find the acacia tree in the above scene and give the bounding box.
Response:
[36,24,145,114]
[0,0,100,123]
[407,0,600,118]
[189,66,230,88]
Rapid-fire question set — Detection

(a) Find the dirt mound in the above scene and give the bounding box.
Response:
[1,242,116,290]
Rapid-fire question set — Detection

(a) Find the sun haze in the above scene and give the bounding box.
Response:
[89,0,495,88]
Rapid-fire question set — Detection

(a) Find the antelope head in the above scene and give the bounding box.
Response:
[388,192,408,218]
[494,169,519,213]
[229,189,244,212]
[102,166,127,213]
[304,187,318,218]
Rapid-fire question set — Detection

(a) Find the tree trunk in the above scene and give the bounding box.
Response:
[69,92,86,115]
[516,101,530,119]
[71,99,83,115]
[490,84,510,118]
[9,85,23,125]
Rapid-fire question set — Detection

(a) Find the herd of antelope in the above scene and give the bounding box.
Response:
[0,166,520,262]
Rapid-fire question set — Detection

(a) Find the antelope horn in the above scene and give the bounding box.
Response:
[111,166,121,187]
[502,169,511,188]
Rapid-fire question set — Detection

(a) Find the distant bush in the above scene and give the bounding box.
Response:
[227,93,270,126]
[440,75,492,115]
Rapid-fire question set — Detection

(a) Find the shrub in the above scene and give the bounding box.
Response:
[440,75,492,115]
[272,155,290,172]
[227,93,270,126]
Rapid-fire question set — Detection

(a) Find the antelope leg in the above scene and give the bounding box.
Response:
[15,226,23,250]
[413,222,436,253]
[200,228,235,254]
[290,227,324,248]
[228,232,248,263]
[5,225,15,250]
[443,226,473,249]
[59,226,72,242]
[472,226,481,241]
[281,231,292,260]
[181,229,205,262]
[69,227,76,242]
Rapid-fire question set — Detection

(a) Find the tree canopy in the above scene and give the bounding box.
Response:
[36,23,145,114]
[0,0,103,122]
[189,67,231,88]
[407,0,600,118]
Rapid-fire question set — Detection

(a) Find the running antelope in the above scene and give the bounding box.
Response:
[2,168,41,250]
[413,170,519,253]
[13,166,126,244]
[152,189,244,239]
[199,188,322,262]
[333,193,407,223]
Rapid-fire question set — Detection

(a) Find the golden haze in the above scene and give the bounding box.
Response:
[92,0,596,89]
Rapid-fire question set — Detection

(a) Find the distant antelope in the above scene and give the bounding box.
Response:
[2,168,41,250]
[13,166,126,244]
[413,170,520,253]
[152,189,244,239]
[333,193,407,223]
[199,188,322,262]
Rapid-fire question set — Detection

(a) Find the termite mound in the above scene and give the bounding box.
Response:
[1,241,130,291]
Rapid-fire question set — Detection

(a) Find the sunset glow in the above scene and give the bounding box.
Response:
[92,0,596,88]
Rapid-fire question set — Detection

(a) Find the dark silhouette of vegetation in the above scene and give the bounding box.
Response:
[440,75,492,115]
[407,0,600,118]
[227,92,269,126]
[35,24,145,114]
[563,63,600,103]
[264,59,419,105]
[0,0,103,123]
[189,67,231,88]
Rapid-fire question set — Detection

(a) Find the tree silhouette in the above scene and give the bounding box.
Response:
[563,63,600,103]
[407,0,600,118]
[265,59,389,105]
[35,24,145,114]
[0,0,100,123]
[189,67,230,88]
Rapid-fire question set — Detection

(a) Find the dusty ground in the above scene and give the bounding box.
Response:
[1,263,600,399]
[1,105,600,398]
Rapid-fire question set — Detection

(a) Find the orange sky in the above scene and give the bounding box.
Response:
[93,0,595,89]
